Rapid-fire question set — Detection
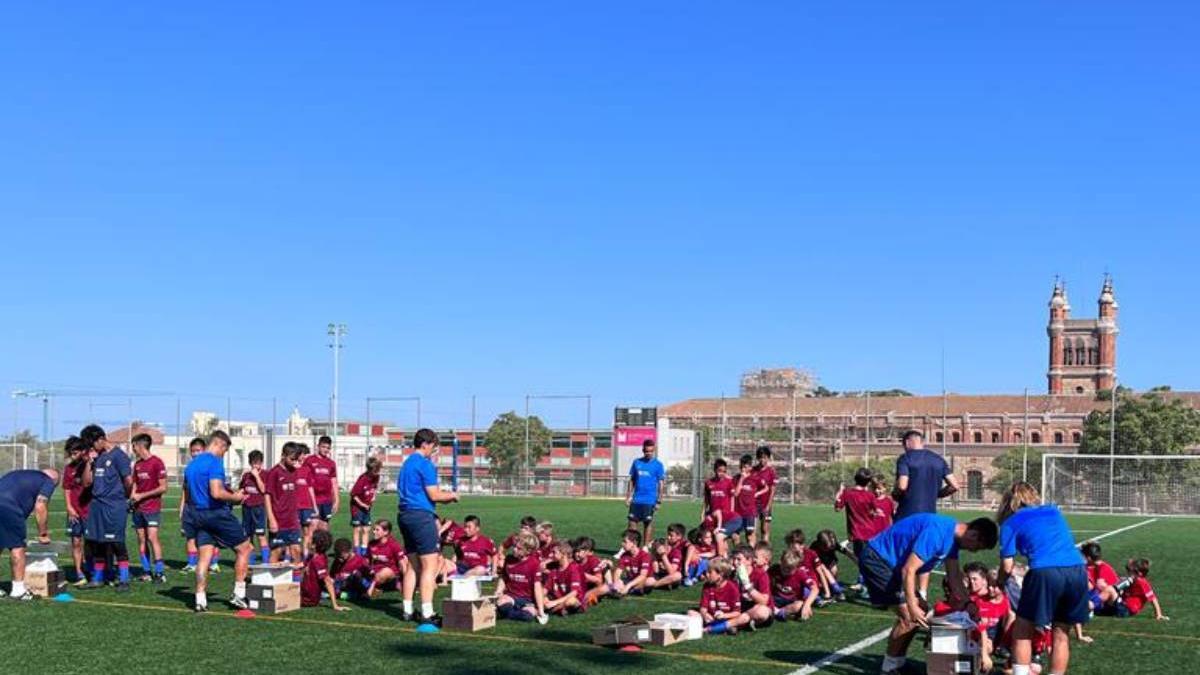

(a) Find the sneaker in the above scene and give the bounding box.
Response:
[72,577,88,588]
[85,580,105,590]
[726,625,738,636]
[835,593,846,602]
[402,612,414,622]
[682,578,695,587]
[774,609,789,622]
[536,613,549,625]
[230,595,249,610]
[115,583,131,594]
[152,573,167,585]
[209,565,221,574]
[419,614,443,628]
[12,591,34,601]
[194,604,208,613]
[182,564,196,572]
[815,597,834,608]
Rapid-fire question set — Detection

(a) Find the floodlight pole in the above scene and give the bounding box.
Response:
[328,323,347,454]
[1109,377,1117,513]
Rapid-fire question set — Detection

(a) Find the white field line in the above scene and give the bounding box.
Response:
[797,518,1159,674]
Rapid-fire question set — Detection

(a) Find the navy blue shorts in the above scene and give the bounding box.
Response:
[1088,589,1103,609]
[719,517,744,537]
[1017,565,1090,626]
[860,544,903,607]
[738,514,757,533]
[193,508,248,549]
[84,503,127,543]
[132,511,161,529]
[242,504,267,536]
[627,502,657,525]
[181,505,197,540]
[398,509,440,555]
[298,508,316,526]
[1096,602,1131,618]
[67,516,86,539]
[270,528,301,549]
[350,507,372,527]
[317,503,334,522]
[0,508,27,550]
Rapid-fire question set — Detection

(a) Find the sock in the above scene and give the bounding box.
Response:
[421,602,435,618]
[261,547,271,563]
[1012,666,1031,675]
[234,581,246,599]
[196,591,207,608]
[187,552,198,567]
[403,599,414,615]
[92,563,107,584]
[11,581,26,596]
[832,581,845,595]
[882,655,906,671]
[154,560,164,575]
[708,620,728,634]
[140,553,151,573]
[118,561,130,584]
[211,551,220,568]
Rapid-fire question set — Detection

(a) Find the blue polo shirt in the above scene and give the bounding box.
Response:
[999,504,1084,569]
[0,470,57,518]
[90,448,132,509]
[398,452,437,513]
[895,449,950,520]
[184,452,227,511]
[629,457,665,505]
[868,512,959,574]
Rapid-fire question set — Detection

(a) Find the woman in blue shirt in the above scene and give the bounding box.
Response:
[996,482,1088,675]
[397,428,459,629]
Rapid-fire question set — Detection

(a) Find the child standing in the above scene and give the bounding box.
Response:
[733,455,761,547]
[349,457,382,556]
[239,450,270,565]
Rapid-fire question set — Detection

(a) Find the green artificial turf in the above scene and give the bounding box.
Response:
[1,492,1196,674]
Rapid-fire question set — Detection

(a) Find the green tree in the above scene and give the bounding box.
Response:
[798,457,897,502]
[1080,390,1200,456]
[482,411,552,477]
[667,464,694,496]
[988,446,1046,493]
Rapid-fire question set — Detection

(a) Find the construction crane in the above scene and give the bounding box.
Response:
[11,388,173,445]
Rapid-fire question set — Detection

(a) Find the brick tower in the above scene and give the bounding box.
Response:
[1047,277,1118,395]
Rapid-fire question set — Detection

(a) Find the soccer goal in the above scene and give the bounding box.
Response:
[1041,453,1200,516]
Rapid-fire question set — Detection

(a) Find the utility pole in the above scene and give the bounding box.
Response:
[327,323,347,455]
[1109,377,1118,513]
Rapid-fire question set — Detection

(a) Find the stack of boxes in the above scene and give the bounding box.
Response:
[246,563,301,614]
[441,576,496,632]
[24,548,65,598]
[926,614,982,675]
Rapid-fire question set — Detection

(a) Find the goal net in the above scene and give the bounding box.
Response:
[1041,453,1200,516]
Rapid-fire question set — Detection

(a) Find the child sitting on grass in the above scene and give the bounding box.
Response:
[684,527,717,586]
[543,541,585,616]
[770,549,818,621]
[496,531,548,624]
[1109,558,1168,621]
[688,556,746,635]
[301,530,348,611]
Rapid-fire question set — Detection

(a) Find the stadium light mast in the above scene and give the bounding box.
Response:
[328,323,347,455]
[1109,376,1118,513]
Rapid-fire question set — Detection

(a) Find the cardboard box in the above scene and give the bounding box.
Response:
[25,570,66,598]
[249,563,296,586]
[442,598,496,632]
[928,618,981,656]
[649,623,689,646]
[653,613,703,641]
[450,576,486,601]
[248,583,300,614]
[592,621,654,646]
[926,652,979,675]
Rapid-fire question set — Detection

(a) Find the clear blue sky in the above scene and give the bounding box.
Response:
[2,2,1197,436]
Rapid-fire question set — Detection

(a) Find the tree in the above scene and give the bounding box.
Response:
[798,457,898,502]
[667,464,693,496]
[482,411,552,477]
[1080,390,1200,456]
[988,446,1046,493]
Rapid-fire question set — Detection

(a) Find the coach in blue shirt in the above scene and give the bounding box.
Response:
[397,428,459,628]
[0,468,60,600]
[893,430,959,520]
[626,439,665,544]
[183,430,252,612]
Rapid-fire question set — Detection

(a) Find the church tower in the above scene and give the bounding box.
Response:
[1047,277,1118,395]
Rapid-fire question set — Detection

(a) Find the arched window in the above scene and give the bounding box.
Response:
[1064,345,1074,365]
[1054,431,1064,444]
[1076,344,1086,366]
[1031,431,1042,444]
[1013,431,1023,442]
[967,470,984,501]
[973,431,983,443]
[991,431,1000,443]
[935,432,944,443]
[951,431,961,443]
[1072,431,1082,444]
[1088,347,1098,365]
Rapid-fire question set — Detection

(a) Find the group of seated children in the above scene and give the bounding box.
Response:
[1082,542,1167,621]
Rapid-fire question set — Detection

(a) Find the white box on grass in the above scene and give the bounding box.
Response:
[653,613,703,641]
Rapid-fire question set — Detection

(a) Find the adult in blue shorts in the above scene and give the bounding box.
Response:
[79,425,133,591]
[859,512,998,675]
[996,482,1087,675]
[183,430,252,612]
[626,439,665,544]
[0,468,59,600]
[397,428,459,628]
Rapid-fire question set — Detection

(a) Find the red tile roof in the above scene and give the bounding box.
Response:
[107,424,166,446]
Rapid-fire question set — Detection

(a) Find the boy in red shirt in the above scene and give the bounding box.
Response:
[752,446,777,543]
[239,450,270,566]
[543,541,585,615]
[63,436,92,586]
[301,530,348,611]
[733,455,761,547]
[294,444,319,558]
[575,536,613,606]
[130,433,168,583]
[1111,558,1168,620]
[498,515,537,571]
[962,564,1011,673]
[732,545,774,628]
[303,435,339,528]
[702,459,737,556]
[684,527,717,586]
[454,515,497,576]
[365,519,409,598]
[606,530,652,597]
[535,521,559,571]
[330,537,372,599]
[1081,541,1121,613]
[646,523,688,590]
[688,556,745,635]
[496,531,548,623]
[349,457,381,556]
[834,468,877,590]
[265,443,303,564]
[770,549,818,621]
[870,475,895,535]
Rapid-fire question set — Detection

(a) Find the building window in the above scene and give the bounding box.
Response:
[1072,431,1082,444]
[1076,346,1086,365]
[951,431,961,443]
[1075,386,1085,394]
[991,431,1000,443]
[1013,431,1023,442]
[1054,431,1064,444]
[935,432,944,443]
[1031,431,1042,444]
[973,431,983,443]
[967,470,984,501]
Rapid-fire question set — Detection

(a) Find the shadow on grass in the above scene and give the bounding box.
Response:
[156,586,201,608]
[763,651,887,675]
[388,637,669,674]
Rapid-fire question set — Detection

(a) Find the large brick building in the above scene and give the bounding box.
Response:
[1048,277,1118,395]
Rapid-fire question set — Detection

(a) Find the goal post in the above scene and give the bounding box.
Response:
[1041,453,1200,516]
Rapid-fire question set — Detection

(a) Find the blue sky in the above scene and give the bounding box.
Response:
[1,2,1197,436]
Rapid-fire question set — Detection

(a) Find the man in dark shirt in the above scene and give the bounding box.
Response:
[892,429,959,601]
[0,468,60,600]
